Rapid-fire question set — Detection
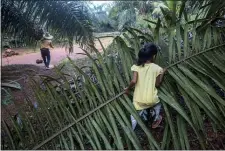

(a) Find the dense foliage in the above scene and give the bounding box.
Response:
[1,0,94,49]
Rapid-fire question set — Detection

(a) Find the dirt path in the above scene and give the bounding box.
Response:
[2,46,84,66]
[2,37,113,66]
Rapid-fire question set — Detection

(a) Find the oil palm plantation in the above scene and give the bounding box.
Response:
[1,0,225,150]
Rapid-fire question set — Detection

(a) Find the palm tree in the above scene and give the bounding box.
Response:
[1,0,94,50]
[2,0,225,150]
[151,1,169,19]
[108,1,142,30]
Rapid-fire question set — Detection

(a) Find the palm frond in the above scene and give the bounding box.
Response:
[1,0,44,45]
[1,0,94,47]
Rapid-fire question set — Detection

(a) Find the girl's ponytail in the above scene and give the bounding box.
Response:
[136,43,158,67]
[137,58,146,66]
[137,48,147,67]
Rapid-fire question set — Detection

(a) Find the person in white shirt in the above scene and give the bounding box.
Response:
[40,33,54,69]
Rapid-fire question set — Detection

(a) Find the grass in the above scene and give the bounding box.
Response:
[59,57,93,74]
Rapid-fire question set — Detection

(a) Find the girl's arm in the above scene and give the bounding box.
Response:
[155,68,167,87]
[125,71,138,94]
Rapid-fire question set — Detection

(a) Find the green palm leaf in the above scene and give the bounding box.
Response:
[1,0,94,47]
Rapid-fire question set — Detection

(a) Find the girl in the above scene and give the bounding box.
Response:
[40,33,54,69]
[125,43,166,129]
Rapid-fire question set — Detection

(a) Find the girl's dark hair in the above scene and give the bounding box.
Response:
[137,43,158,66]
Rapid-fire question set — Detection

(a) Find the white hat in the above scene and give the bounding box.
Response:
[43,32,53,40]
